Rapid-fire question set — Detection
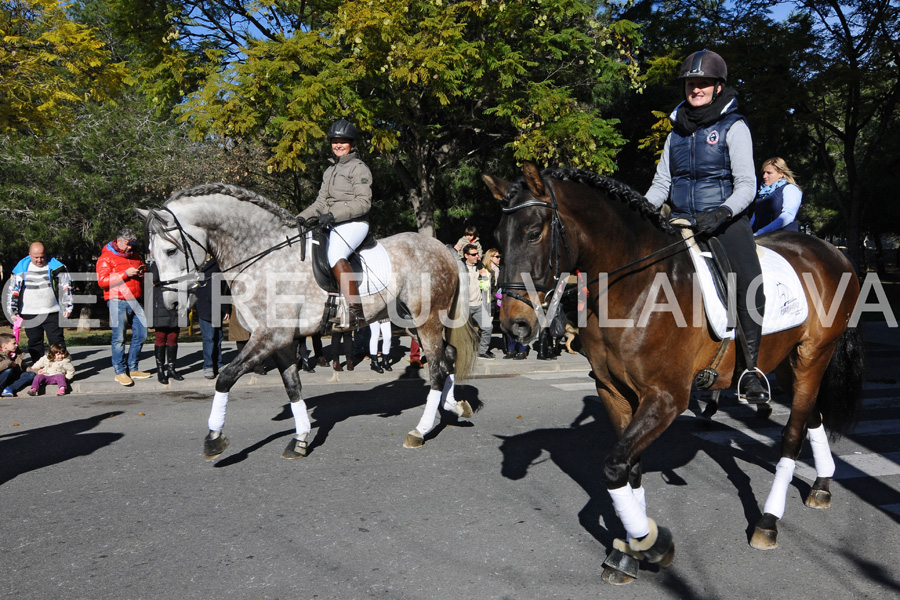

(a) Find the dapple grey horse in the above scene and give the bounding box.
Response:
[138,183,476,460]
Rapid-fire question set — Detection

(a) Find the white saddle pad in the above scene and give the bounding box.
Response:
[306,235,392,297]
[681,231,808,340]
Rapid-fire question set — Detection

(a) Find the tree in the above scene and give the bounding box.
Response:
[116,0,642,237]
[0,0,126,136]
[790,0,900,263]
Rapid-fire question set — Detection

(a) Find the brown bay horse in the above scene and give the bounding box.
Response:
[485,163,863,584]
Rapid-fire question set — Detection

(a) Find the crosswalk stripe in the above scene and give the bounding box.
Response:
[691,419,900,449]
[794,451,900,481]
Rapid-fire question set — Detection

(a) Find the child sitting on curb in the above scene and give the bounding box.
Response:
[27,343,75,396]
[0,333,36,397]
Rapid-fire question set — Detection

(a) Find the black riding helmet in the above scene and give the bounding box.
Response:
[678,50,727,102]
[327,118,358,141]
[678,50,727,82]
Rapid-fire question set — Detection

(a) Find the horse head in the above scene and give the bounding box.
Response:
[484,162,575,343]
[136,204,210,317]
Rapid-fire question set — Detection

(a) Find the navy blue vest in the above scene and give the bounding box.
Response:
[752,184,800,233]
[668,112,744,219]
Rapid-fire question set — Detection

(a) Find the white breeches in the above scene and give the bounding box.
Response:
[369,321,391,355]
[328,221,369,267]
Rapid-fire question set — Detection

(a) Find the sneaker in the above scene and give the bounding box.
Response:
[2,388,14,397]
[115,373,134,386]
[129,370,152,379]
[27,389,39,396]
[204,368,216,379]
[478,352,496,360]
[56,389,67,396]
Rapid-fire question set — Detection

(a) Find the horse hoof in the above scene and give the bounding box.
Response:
[403,430,424,448]
[281,438,308,459]
[805,488,832,509]
[656,541,676,568]
[601,544,639,584]
[203,431,229,460]
[452,400,473,419]
[600,566,637,585]
[750,525,778,550]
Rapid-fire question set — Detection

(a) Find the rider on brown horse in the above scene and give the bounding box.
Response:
[644,49,769,404]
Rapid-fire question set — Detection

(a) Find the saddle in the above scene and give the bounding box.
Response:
[305,226,378,294]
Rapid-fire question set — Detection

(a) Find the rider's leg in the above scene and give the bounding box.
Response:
[717,216,768,404]
[327,222,369,325]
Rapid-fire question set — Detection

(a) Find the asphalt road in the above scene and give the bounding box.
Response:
[2,329,899,600]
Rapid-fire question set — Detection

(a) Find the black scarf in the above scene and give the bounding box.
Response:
[673,87,738,136]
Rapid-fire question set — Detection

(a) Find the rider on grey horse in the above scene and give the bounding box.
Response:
[297,119,372,327]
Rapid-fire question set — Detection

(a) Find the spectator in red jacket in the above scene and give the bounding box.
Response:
[95,228,150,386]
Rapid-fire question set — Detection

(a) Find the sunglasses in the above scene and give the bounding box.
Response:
[466,253,478,257]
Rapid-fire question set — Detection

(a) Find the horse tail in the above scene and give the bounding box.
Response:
[817,325,865,436]
[447,253,478,382]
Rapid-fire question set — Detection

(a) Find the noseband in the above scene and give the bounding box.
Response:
[498,178,572,310]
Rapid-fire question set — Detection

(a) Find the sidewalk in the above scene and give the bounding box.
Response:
[61,335,592,395]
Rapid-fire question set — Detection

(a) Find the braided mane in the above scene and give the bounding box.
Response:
[167,183,297,227]
[542,167,676,235]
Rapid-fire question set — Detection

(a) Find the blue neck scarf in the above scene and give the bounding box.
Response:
[757,177,787,198]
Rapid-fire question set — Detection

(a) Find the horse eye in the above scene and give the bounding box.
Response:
[527,230,542,244]
[165,247,178,257]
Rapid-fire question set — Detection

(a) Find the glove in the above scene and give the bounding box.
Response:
[318,212,335,228]
[694,206,732,233]
[296,216,306,228]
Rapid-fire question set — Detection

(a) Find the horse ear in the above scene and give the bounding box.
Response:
[522,161,546,198]
[134,208,149,221]
[482,173,509,201]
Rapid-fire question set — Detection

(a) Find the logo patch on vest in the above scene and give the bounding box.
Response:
[706,130,720,145]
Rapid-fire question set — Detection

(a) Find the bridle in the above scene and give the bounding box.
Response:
[148,206,308,293]
[498,177,572,311]
[148,207,211,293]
[498,176,697,315]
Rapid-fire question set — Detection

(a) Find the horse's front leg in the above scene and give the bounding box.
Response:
[600,391,680,585]
[272,344,311,459]
[202,332,285,460]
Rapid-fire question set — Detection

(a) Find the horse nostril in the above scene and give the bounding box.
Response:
[510,319,531,342]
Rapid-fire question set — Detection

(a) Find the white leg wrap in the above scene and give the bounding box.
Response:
[763,457,796,519]
[208,391,229,432]
[290,399,311,437]
[625,486,648,543]
[441,374,456,411]
[415,389,443,435]
[609,484,651,540]
[807,425,835,478]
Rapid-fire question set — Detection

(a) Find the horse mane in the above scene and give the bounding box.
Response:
[542,167,676,235]
[167,183,298,227]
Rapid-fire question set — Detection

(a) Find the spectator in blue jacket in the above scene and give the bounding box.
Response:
[5,242,73,364]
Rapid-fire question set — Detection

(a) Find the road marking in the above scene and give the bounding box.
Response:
[525,373,592,381]
[691,419,900,450]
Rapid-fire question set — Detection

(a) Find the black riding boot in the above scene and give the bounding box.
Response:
[537,329,556,360]
[737,311,769,404]
[155,345,168,384]
[166,345,185,381]
[380,354,392,372]
[370,354,384,373]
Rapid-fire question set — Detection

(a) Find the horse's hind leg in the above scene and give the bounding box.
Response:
[751,355,830,549]
[271,344,311,459]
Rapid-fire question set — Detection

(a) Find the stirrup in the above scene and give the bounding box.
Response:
[737,368,771,404]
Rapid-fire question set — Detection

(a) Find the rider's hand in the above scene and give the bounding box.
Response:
[694,206,732,234]
[318,212,336,228]
[296,216,306,228]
